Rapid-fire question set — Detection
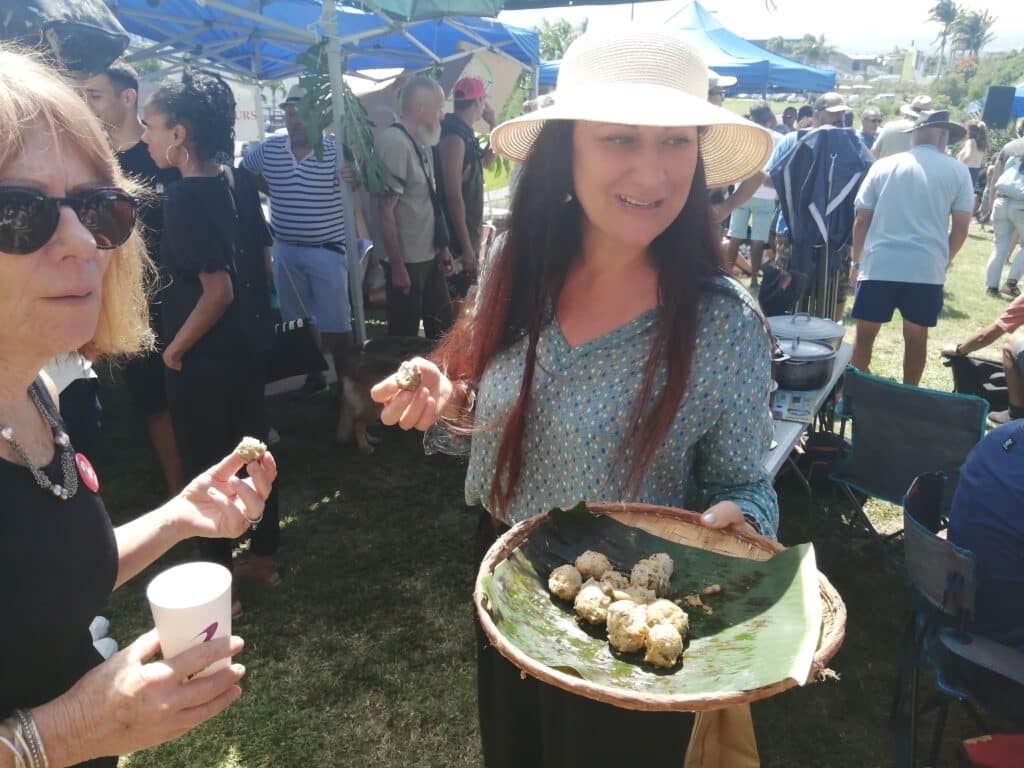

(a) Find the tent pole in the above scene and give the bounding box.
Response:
[321,0,366,345]
[253,46,266,142]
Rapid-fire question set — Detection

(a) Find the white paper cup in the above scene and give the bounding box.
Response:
[147,562,232,677]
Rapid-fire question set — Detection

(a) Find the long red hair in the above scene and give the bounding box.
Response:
[433,120,727,514]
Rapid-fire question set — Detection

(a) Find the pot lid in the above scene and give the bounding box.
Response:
[768,314,843,341]
[777,337,836,360]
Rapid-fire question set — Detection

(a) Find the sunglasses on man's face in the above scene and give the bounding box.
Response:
[0,187,136,255]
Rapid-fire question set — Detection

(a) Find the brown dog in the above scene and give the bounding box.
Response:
[336,336,436,453]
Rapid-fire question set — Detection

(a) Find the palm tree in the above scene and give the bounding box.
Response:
[927,0,959,74]
[764,36,790,55]
[792,34,835,68]
[536,18,588,62]
[953,9,997,59]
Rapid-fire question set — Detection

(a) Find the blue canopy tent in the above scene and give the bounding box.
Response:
[114,0,538,342]
[115,0,538,80]
[539,1,834,94]
[1014,84,1024,118]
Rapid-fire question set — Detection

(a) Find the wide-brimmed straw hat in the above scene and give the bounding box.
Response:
[489,27,774,188]
[899,94,933,119]
[901,109,967,143]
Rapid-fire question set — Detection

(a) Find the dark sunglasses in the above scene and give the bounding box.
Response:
[866,118,883,124]
[0,186,136,255]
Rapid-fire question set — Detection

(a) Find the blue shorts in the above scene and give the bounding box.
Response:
[272,241,351,334]
[851,280,944,328]
[727,197,777,243]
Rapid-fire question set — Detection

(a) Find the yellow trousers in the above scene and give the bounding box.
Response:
[684,705,760,768]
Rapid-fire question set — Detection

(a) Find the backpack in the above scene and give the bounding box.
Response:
[0,0,128,74]
[995,153,1024,201]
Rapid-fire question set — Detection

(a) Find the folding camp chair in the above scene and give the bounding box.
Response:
[828,367,988,540]
[891,474,1024,767]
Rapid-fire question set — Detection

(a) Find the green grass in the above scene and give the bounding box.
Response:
[99,224,1005,767]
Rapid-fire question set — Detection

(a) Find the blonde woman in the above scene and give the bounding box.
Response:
[0,48,277,768]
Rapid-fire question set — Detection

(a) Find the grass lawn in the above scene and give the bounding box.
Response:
[98,224,1006,767]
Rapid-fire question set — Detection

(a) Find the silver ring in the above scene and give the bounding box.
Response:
[247,512,264,530]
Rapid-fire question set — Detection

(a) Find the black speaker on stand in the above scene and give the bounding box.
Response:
[982,85,1017,129]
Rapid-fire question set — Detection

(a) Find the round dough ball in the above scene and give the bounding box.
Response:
[644,623,684,669]
[631,559,669,597]
[575,550,612,580]
[645,599,689,637]
[606,600,649,653]
[600,570,629,591]
[574,579,612,624]
[648,552,674,578]
[548,564,583,601]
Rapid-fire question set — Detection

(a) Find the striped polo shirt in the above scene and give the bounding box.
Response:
[242,134,346,249]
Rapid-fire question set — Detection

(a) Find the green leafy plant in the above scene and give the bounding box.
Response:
[295,41,391,196]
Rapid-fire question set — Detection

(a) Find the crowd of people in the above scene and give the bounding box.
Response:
[1,17,1022,767]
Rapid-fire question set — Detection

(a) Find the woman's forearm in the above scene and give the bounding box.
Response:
[113,501,189,589]
[166,274,233,359]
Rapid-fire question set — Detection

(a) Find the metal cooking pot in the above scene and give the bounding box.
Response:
[768,313,844,350]
[773,338,837,391]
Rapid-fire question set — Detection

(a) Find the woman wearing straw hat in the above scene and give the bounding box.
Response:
[372,26,778,767]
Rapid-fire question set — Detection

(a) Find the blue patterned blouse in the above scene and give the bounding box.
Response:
[460,276,780,539]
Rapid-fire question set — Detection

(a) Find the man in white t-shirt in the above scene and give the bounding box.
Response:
[851,110,975,385]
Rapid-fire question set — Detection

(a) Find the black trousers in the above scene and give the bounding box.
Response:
[386,258,454,340]
[474,509,694,768]
[165,357,279,569]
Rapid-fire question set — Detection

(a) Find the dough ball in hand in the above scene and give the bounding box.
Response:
[548,564,583,601]
[234,437,267,463]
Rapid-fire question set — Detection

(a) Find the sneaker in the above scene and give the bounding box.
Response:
[93,637,118,659]
[987,287,1001,298]
[1002,281,1021,298]
[89,616,110,642]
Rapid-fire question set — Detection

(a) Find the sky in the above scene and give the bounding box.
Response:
[497,0,1024,57]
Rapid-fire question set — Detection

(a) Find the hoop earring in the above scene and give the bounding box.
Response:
[165,144,190,167]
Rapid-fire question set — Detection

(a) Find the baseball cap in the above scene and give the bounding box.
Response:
[284,85,307,104]
[812,92,849,113]
[861,106,883,120]
[453,77,486,101]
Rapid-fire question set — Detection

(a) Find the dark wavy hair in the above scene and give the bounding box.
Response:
[149,70,235,162]
[433,120,727,513]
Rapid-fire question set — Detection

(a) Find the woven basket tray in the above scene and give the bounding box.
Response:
[474,501,847,712]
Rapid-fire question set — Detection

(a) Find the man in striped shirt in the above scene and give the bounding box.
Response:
[242,85,354,395]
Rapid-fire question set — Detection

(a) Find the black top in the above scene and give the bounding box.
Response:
[116,141,180,264]
[436,114,484,257]
[160,175,249,372]
[0,382,118,768]
[117,141,180,343]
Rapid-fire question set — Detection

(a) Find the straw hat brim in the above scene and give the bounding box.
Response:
[490,84,774,189]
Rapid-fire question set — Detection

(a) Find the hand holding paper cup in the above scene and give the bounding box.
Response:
[147,562,233,678]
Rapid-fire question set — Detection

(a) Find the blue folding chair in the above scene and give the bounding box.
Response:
[891,473,1024,767]
[829,367,988,541]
